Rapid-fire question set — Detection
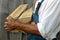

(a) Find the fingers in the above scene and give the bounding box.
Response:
[5,28,10,31]
[5,22,8,25]
[7,16,16,22]
[31,22,35,25]
[4,25,12,31]
[4,21,15,31]
[4,22,11,31]
[4,22,9,30]
[4,22,8,28]
[7,16,12,22]
[4,22,10,26]
[4,16,17,31]
[4,25,10,31]
[4,25,7,28]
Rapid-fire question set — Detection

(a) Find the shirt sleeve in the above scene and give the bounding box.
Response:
[37,0,60,38]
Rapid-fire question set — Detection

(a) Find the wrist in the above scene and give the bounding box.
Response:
[14,22,23,30]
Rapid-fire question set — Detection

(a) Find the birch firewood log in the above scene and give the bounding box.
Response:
[7,4,28,20]
[18,7,33,23]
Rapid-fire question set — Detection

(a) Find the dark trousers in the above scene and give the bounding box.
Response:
[27,34,57,40]
[27,34,46,40]
[56,31,60,40]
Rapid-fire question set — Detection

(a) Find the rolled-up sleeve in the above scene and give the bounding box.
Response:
[37,0,60,38]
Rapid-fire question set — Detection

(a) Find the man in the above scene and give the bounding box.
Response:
[4,0,60,40]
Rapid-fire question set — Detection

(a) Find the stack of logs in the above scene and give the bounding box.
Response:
[6,4,33,32]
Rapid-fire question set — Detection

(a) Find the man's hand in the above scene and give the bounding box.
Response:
[4,16,36,31]
[4,16,40,35]
[4,16,20,31]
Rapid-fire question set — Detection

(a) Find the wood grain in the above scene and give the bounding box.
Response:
[18,7,33,23]
[7,4,28,20]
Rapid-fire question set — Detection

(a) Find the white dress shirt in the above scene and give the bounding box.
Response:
[34,0,60,40]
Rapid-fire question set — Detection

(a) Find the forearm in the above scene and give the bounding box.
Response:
[16,23,40,35]
[4,16,40,35]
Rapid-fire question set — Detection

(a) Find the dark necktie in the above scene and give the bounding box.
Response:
[32,0,44,23]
